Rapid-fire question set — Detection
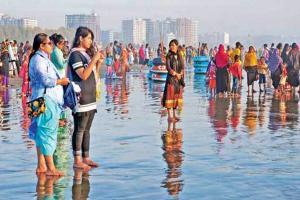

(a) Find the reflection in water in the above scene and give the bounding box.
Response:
[258,94,267,128]
[208,97,230,142]
[72,169,90,200]
[285,94,299,129]
[243,96,258,135]
[105,78,130,118]
[1,71,300,199]
[21,95,34,149]
[21,95,30,131]
[0,88,10,131]
[54,126,71,173]
[193,74,207,96]
[208,97,244,142]
[230,97,242,131]
[161,121,184,197]
[269,93,299,131]
[148,80,164,99]
[36,174,61,200]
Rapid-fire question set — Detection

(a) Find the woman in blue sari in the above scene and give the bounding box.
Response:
[29,33,69,176]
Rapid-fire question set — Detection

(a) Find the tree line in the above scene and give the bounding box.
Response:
[0,25,75,43]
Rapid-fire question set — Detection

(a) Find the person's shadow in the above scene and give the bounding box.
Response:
[72,168,90,200]
[161,121,184,197]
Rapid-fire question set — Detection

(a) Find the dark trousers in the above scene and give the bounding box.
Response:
[72,110,96,158]
[232,77,239,93]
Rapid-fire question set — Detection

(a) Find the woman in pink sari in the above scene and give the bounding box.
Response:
[20,47,32,97]
[139,45,145,65]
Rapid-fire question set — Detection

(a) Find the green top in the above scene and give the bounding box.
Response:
[51,46,67,77]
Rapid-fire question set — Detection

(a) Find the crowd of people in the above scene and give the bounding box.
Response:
[1,27,300,177]
[205,42,300,98]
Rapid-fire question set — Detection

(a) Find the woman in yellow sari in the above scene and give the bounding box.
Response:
[244,46,258,96]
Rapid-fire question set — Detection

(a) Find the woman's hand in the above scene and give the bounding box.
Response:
[57,77,69,86]
[98,51,105,62]
[92,51,102,62]
[176,73,182,80]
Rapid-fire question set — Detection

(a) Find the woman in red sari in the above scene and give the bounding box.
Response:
[162,39,185,122]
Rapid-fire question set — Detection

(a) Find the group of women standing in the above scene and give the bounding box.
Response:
[28,27,104,176]
[209,42,300,97]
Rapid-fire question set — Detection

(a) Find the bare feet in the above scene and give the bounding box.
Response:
[168,117,174,123]
[36,167,47,174]
[83,159,99,168]
[174,116,180,122]
[73,162,91,170]
[46,169,64,176]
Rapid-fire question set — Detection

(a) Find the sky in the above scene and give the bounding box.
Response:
[1,0,300,36]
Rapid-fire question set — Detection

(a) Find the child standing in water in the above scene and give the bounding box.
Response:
[257,56,268,93]
[105,51,114,78]
[229,55,242,97]
[279,63,288,93]
[207,60,217,96]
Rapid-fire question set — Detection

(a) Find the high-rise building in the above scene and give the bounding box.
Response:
[122,18,146,45]
[120,17,199,46]
[65,13,101,42]
[191,20,199,46]
[224,32,230,45]
[122,19,134,44]
[101,30,114,45]
[113,32,122,42]
[159,18,177,46]
[0,15,38,28]
[144,19,161,46]
[22,18,38,28]
[166,33,176,46]
[176,18,198,46]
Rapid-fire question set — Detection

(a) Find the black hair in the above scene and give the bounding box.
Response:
[86,43,97,57]
[169,39,179,47]
[50,33,65,46]
[236,42,241,48]
[72,26,94,48]
[282,43,290,53]
[292,43,298,49]
[27,33,48,82]
[276,43,282,50]
[29,33,48,63]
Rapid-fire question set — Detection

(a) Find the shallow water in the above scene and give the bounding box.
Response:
[0,68,300,200]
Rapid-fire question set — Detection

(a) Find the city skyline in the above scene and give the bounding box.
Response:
[1,0,300,37]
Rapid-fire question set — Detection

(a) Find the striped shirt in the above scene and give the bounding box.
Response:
[68,51,97,113]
